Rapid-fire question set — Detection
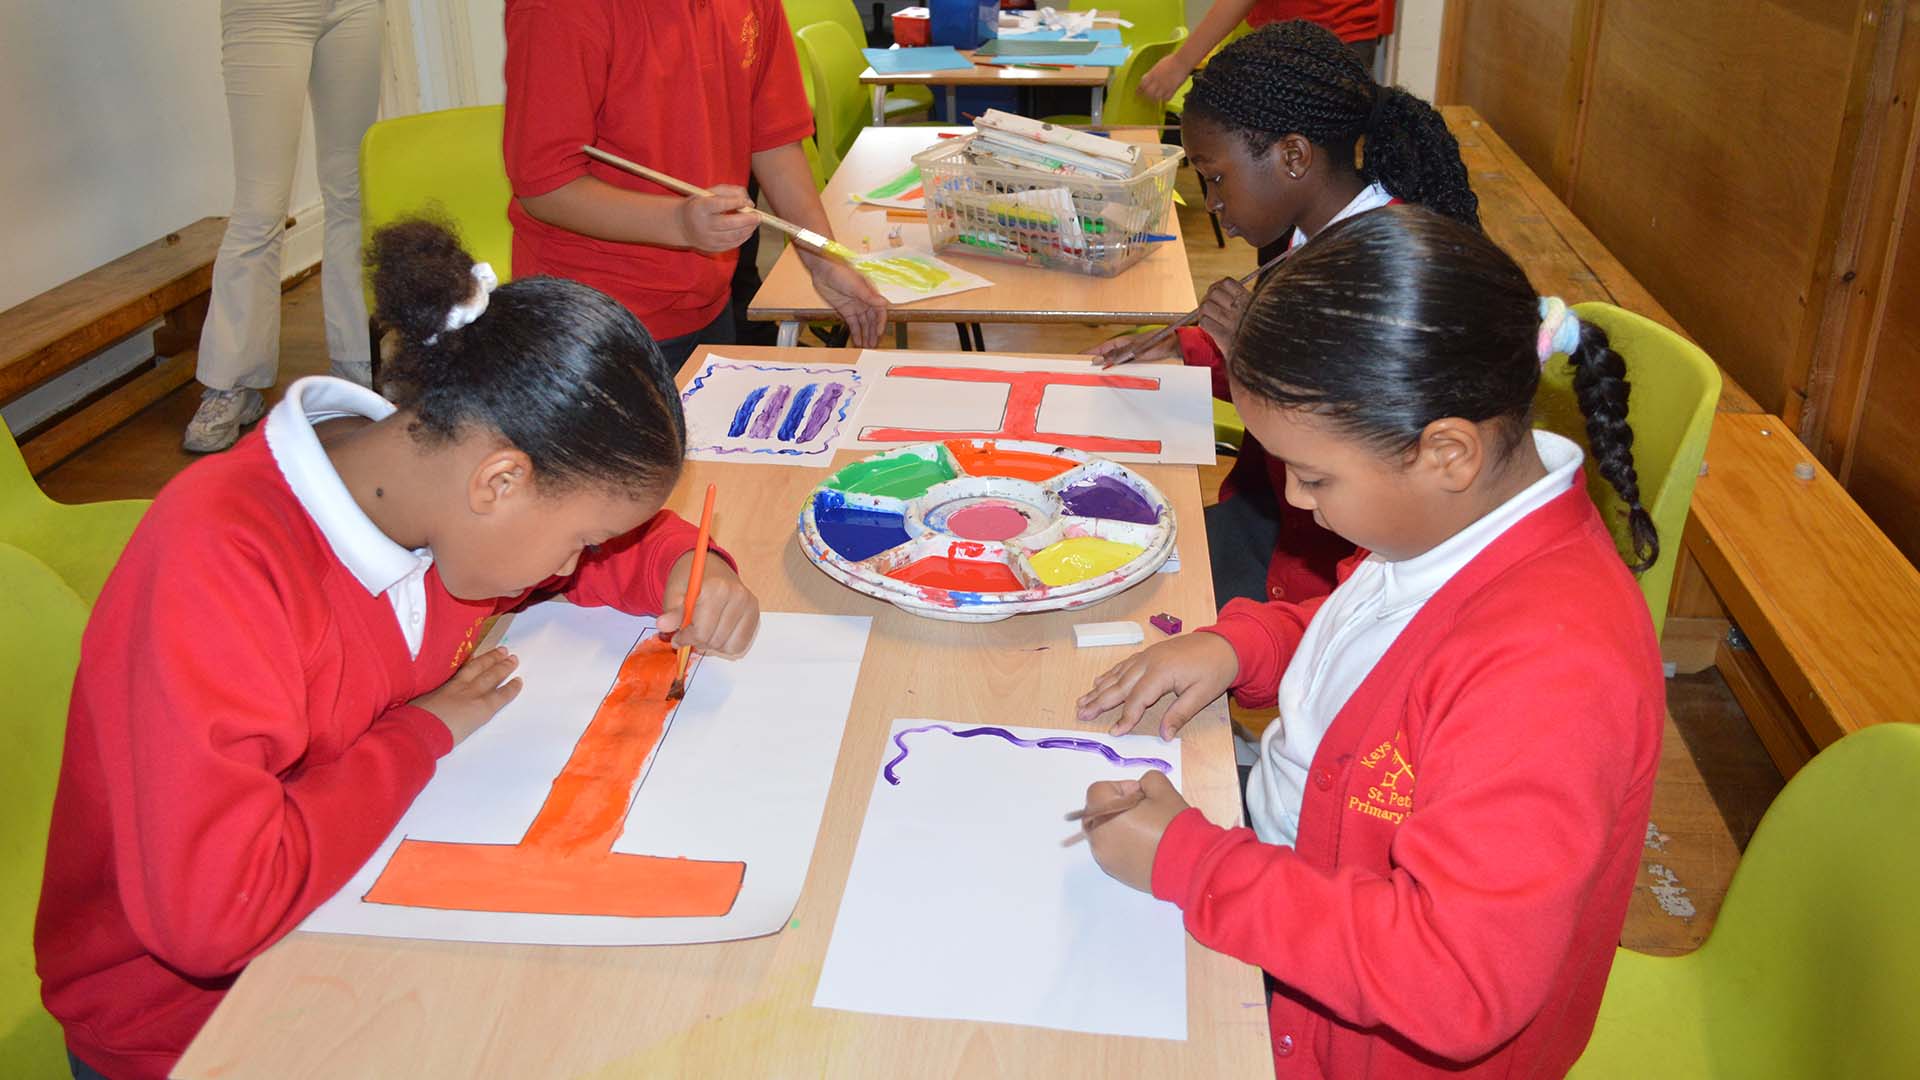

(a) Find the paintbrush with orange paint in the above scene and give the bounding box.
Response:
[666,482,717,702]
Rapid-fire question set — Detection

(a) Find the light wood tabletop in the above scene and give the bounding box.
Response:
[860,55,1113,125]
[176,345,1270,1079]
[749,127,1196,346]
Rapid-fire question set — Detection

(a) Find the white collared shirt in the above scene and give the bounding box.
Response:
[1290,181,1394,250]
[1247,430,1586,846]
[264,377,436,658]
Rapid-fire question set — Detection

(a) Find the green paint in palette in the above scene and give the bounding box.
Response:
[827,453,957,498]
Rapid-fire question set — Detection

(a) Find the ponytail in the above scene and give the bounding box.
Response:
[1361,87,1480,229]
[1564,320,1658,572]
[366,218,687,495]
[1187,21,1479,229]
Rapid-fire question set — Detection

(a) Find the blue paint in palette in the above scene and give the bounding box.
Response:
[727,385,769,438]
[778,383,821,442]
[812,491,913,562]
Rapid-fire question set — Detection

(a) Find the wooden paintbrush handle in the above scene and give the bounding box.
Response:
[581,145,818,247]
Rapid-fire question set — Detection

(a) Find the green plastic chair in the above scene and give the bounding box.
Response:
[0,419,146,605]
[782,0,933,121]
[0,543,89,1076]
[795,21,878,175]
[1570,722,1920,1078]
[359,105,514,310]
[1534,302,1719,639]
[1041,32,1187,127]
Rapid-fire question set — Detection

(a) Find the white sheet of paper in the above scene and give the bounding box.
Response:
[679,357,865,467]
[853,249,993,306]
[843,350,1216,464]
[300,605,871,946]
[813,719,1188,1040]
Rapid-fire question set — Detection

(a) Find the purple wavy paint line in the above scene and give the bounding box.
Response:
[882,723,1172,786]
[727,385,769,438]
[777,382,821,442]
[747,383,794,439]
[797,381,848,443]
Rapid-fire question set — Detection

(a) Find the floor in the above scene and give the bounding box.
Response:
[38,166,1784,956]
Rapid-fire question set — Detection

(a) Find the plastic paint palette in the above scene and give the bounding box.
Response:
[798,439,1175,622]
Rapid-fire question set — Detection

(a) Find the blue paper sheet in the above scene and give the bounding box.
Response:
[862,46,978,75]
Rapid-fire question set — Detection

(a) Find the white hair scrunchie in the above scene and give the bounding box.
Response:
[426,262,498,345]
[1536,296,1583,365]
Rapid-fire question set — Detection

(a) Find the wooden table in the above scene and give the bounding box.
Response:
[750,127,1195,347]
[861,56,1113,126]
[176,345,1270,1079]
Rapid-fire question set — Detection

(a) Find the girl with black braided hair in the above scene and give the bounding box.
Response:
[1093,20,1480,610]
[1073,206,1663,1078]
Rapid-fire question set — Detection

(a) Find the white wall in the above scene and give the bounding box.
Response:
[1388,0,1444,100]
[1,1,324,431]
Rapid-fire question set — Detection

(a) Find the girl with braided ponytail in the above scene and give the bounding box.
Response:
[1093,19,1480,611]
[1072,206,1663,1078]
[38,218,762,1080]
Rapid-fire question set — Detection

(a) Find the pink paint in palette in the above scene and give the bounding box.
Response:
[798,439,1177,622]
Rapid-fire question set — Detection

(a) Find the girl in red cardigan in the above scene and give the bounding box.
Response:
[1094,21,1479,608]
[37,221,760,1080]
[1075,206,1665,1077]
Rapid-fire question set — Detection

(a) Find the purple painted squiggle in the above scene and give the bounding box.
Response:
[797,381,847,442]
[747,383,794,439]
[882,723,1172,785]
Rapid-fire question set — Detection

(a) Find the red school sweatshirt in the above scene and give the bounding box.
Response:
[1159,485,1663,1077]
[35,428,715,1080]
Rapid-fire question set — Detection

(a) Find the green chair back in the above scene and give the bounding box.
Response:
[0,543,88,1075]
[1038,32,1184,127]
[795,21,873,174]
[0,419,147,605]
[1570,723,1920,1078]
[359,105,513,310]
[1534,302,1720,639]
[784,0,934,120]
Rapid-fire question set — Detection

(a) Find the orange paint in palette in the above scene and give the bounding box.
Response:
[941,440,1076,482]
[889,554,1027,593]
[364,636,744,917]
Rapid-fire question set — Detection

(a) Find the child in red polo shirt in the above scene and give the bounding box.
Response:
[504,0,886,367]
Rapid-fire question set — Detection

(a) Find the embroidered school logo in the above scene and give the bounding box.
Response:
[451,619,482,671]
[1349,733,1417,826]
[739,12,760,69]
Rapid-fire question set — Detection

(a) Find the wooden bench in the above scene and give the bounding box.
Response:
[0,218,225,473]
[1447,106,1920,776]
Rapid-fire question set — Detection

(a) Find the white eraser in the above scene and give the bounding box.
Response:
[1073,621,1144,648]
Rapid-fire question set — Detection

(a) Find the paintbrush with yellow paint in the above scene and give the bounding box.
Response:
[666,483,718,702]
[581,145,860,264]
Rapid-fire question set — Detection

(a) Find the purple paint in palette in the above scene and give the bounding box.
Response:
[1058,474,1159,524]
[747,383,794,439]
[882,723,1172,785]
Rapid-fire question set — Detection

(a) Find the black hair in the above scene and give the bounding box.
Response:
[366,219,686,495]
[1230,205,1658,573]
[1186,20,1480,230]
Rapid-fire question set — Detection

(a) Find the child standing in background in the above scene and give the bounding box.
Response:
[37,221,760,1080]
[1094,20,1479,608]
[1138,0,1395,102]
[503,0,887,368]
[1076,206,1663,1077]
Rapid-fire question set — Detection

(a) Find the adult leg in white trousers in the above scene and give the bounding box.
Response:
[189,0,382,451]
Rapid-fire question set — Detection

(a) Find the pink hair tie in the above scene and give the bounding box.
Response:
[1537,296,1582,364]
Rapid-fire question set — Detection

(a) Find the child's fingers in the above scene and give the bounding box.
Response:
[1138,767,1179,800]
[1076,660,1143,719]
[1159,684,1213,739]
[487,676,525,711]
[459,647,516,686]
[1110,667,1177,736]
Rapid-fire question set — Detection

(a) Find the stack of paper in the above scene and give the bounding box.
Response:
[971,109,1142,178]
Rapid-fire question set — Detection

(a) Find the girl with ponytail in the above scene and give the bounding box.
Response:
[1093,19,1482,611]
[38,219,761,1080]
[1072,206,1664,1078]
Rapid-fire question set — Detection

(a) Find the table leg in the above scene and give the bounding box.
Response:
[777,321,801,348]
[871,85,885,126]
[894,323,908,348]
[947,86,958,123]
[1091,87,1105,126]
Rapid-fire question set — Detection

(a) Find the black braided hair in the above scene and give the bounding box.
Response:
[366,218,687,496]
[1186,20,1480,229]
[1230,205,1658,573]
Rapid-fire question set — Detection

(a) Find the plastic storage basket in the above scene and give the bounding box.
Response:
[910,134,1185,277]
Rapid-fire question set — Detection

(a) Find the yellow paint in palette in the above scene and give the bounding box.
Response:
[1029,537,1145,586]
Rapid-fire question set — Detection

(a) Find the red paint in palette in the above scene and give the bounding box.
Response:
[889,555,1026,593]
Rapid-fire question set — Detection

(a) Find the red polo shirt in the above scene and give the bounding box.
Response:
[504,0,815,340]
[1248,1,1395,42]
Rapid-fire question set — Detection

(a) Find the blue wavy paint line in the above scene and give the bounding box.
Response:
[882,723,1172,786]
[727,385,768,438]
[777,382,821,442]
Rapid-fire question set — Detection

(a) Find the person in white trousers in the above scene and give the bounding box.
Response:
[186,0,383,453]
